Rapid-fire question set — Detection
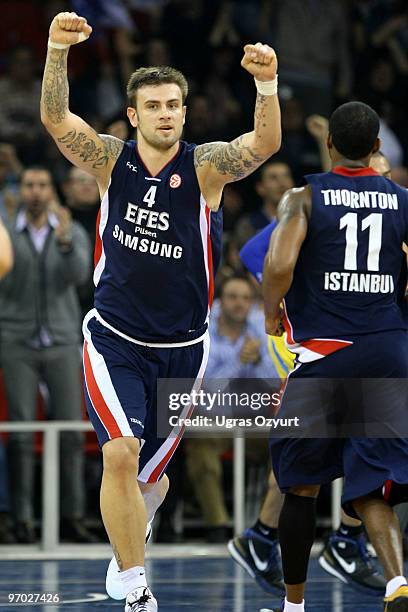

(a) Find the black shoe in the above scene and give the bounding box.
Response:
[207,526,229,543]
[319,532,386,594]
[60,518,100,543]
[228,528,284,595]
[14,520,37,543]
[0,513,16,544]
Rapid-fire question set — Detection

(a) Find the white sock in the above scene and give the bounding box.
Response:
[284,598,305,611]
[385,576,407,597]
[119,566,147,597]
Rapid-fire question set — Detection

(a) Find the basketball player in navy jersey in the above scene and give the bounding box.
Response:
[261,101,408,612]
[229,150,396,599]
[40,11,281,612]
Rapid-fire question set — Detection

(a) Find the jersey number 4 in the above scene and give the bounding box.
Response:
[340,212,382,272]
[143,186,157,208]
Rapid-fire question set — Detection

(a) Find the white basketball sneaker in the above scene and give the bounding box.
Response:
[106,523,152,600]
[125,587,157,611]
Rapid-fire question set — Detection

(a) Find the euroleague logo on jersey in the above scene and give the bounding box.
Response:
[170,174,182,188]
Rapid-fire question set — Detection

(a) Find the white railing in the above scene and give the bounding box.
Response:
[0,421,342,552]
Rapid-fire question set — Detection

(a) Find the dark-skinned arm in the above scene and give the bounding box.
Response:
[262,186,311,335]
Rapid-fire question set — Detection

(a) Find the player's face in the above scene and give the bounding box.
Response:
[371,155,392,179]
[221,280,253,323]
[257,163,294,204]
[128,84,186,150]
[20,170,54,218]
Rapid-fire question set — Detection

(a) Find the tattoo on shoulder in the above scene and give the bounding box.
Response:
[57,131,124,169]
[194,137,264,180]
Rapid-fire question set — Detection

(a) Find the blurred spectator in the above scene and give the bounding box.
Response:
[185,274,277,542]
[0,166,95,543]
[273,0,352,116]
[222,185,245,233]
[183,94,219,144]
[0,438,15,544]
[0,46,45,165]
[0,217,13,544]
[305,114,331,173]
[62,167,100,318]
[392,166,408,187]
[378,118,405,168]
[204,47,242,141]
[161,0,219,77]
[370,1,408,75]
[279,96,322,181]
[0,144,23,222]
[234,161,294,249]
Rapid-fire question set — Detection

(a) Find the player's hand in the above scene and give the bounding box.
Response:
[240,337,262,364]
[265,312,284,337]
[49,12,92,47]
[306,115,329,143]
[241,43,277,82]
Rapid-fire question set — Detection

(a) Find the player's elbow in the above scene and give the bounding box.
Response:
[40,108,53,130]
[255,133,282,159]
[265,253,294,279]
[40,104,62,131]
[270,133,282,154]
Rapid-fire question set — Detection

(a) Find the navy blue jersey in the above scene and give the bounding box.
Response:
[93,140,223,343]
[283,166,408,362]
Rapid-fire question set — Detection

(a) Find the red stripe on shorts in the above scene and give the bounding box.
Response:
[83,341,122,439]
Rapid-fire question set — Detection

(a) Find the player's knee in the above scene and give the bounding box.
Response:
[289,484,320,498]
[102,437,140,474]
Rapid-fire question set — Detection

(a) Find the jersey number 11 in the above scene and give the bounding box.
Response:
[340,212,382,272]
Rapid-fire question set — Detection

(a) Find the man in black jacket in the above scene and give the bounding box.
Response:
[0,166,95,543]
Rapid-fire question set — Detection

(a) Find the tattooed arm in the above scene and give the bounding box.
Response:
[194,43,281,209]
[41,13,124,191]
[262,186,311,335]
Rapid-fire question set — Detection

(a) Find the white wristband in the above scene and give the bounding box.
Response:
[48,32,88,50]
[255,75,278,96]
[48,38,70,49]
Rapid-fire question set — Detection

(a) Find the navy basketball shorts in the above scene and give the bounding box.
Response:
[270,330,408,514]
[82,313,209,483]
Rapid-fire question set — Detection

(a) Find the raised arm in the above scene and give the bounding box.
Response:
[40,12,124,192]
[194,43,281,209]
[263,186,311,335]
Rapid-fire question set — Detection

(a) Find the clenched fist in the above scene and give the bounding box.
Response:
[241,43,277,82]
[49,12,92,47]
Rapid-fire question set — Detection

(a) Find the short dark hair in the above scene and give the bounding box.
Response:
[127,66,188,107]
[221,273,252,295]
[329,102,380,160]
[21,166,53,184]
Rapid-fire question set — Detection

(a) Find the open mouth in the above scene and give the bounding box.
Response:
[158,126,173,132]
